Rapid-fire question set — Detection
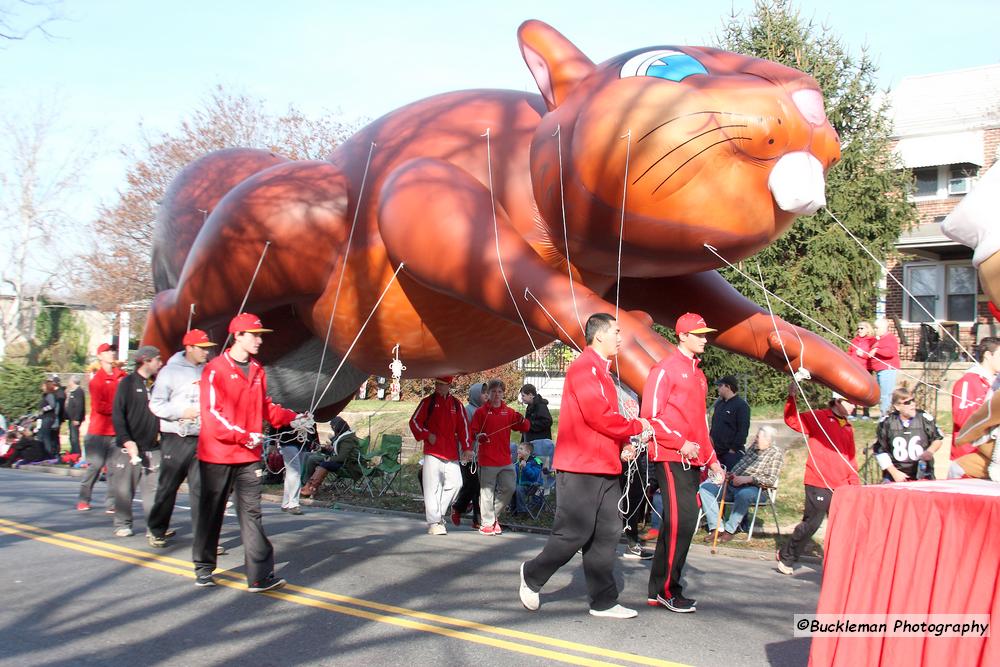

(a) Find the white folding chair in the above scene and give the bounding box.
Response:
[745,486,781,541]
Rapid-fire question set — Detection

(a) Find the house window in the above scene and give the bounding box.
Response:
[904,262,978,322]
[913,167,938,197]
[948,163,978,195]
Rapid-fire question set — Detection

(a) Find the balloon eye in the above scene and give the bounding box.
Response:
[620,50,708,82]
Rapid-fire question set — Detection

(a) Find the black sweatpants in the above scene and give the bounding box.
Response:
[68,421,82,455]
[779,484,833,566]
[648,461,700,601]
[193,460,275,587]
[147,433,200,538]
[78,434,115,506]
[452,463,481,522]
[522,472,621,611]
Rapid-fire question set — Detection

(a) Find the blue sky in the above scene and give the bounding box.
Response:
[2,0,999,247]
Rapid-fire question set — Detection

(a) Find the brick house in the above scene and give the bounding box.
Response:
[882,65,1000,387]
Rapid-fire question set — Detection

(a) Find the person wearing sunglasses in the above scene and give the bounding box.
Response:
[874,387,944,483]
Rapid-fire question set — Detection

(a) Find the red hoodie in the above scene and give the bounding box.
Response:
[470,401,530,467]
[552,347,644,475]
[951,367,994,459]
[784,395,859,490]
[409,391,471,462]
[87,365,127,436]
[870,333,900,371]
[198,351,297,465]
[848,335,874,371]
[640,346,716,467]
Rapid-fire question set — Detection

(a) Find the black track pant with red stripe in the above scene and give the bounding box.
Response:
[648,461,701,601]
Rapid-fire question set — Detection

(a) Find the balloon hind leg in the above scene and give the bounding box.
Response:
[142,160,353,353]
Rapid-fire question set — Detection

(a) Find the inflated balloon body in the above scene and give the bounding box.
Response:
[943,162,1000,479]
[142,19,878,418]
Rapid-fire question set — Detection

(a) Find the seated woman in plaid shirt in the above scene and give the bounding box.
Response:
[698,425,784,543]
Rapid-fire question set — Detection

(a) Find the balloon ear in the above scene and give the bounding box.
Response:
[517,20,595,112]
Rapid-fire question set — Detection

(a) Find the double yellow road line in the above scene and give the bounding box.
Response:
[0,517,687,667]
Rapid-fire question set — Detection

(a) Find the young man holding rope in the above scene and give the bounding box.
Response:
[409,376,473,535]
[519,313,651,619]
[777,381,859,575]
[640,312,723,613]
[192,313,308,591]
[469,379,530,535]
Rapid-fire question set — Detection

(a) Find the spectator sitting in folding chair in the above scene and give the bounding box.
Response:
[301,417,363,497]
[698,425,784,543]
[513,442,545,515]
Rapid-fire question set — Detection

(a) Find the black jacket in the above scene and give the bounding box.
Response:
[112,372,159,451]
[65,387,86,422]
[523,394,553,442]
[709,394,751,454]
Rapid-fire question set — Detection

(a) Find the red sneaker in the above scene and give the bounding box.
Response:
[76,502,91,511]
[478,523,496,535]
[450,510,461,527]
[493,521,502,535]
[640,528,660,542]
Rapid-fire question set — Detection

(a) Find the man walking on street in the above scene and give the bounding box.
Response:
[110,346,164,537]
[641,312,723,613]
[192,313,302,592]
[409,376,473,535]
[519,313,650,619]
[146,329,217,547]
[77,343,126,512]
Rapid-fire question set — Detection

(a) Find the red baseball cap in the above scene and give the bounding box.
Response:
[182,328,217,347]
[96,343,114,354]
[675,312,717,335]
[435,376,455,384]
[228,313,273,334]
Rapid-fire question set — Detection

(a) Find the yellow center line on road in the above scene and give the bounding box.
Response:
[0,517,689,667]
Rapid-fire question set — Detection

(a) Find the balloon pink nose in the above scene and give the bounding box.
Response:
[792,89,826,126]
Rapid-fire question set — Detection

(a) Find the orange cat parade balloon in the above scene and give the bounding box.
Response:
[142,20,878,417]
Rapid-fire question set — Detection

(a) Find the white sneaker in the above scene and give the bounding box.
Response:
[428,523,447,535]
[776,560,794,575]
[114,527,134,537]
[519,562,540,611]
[589,604,638,619]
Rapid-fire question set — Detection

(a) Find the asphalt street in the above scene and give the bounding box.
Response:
[0,468,820,666]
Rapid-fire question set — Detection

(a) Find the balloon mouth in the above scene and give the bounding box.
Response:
[768,151,826,215]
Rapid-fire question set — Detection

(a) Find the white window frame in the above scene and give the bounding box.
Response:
[909,164,979,201]
[902,260,979,324]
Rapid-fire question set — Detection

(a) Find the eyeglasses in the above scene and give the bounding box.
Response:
[897,398,915,406]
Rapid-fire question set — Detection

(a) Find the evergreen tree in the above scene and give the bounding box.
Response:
[699,0,916,406]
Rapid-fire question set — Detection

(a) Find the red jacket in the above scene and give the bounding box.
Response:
[552,347,643,475]
[951,367,994,459]
[640,346,716,467]
[470,401,530,467]
[784,396,859,490]
[87,366,127,436]
[198,351,297,465]
[409,391,471,462]
[848,335,874,371]
[870,333,900,371]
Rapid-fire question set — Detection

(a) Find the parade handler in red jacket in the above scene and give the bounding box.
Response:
[777,381,859,575]
[519,313,651,620]
[192,313,306,592]
[410,376,473,535]
[641,312,723,614]
[470,379,530,536]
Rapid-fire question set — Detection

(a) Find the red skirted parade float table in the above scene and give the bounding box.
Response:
[810,479,1000,666]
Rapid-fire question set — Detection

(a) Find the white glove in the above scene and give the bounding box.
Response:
[246,432,263,449]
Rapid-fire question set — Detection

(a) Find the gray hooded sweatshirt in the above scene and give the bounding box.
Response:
[150,350,206,436]
[466,383,486,423]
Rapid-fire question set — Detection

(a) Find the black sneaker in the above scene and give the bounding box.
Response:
[622,543,653,560]
[676,594,698,607]
[195,574,217,587]
[247,575,286,593]
[662,595,696,613]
